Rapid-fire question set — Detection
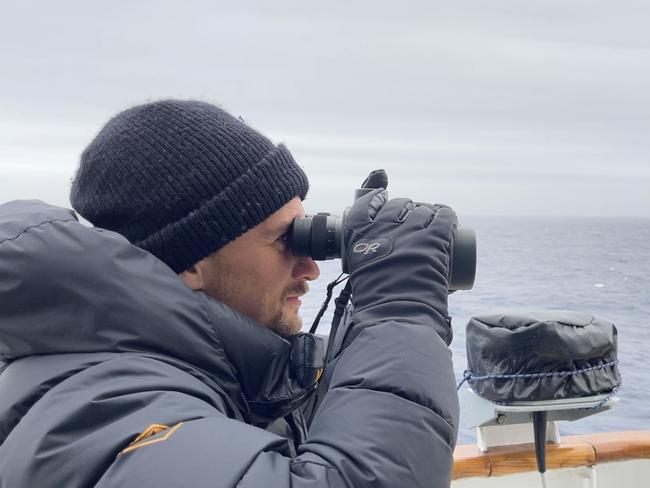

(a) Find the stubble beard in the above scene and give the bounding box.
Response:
[268,311,303,339]
[268,282,310,338]
[202,254,310,339]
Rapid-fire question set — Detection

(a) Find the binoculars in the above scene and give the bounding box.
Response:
[288,170,476,291]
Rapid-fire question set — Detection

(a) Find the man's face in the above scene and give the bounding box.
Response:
[182,197,320,337]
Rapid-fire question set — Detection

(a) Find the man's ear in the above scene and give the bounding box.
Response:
[179,264,204,290]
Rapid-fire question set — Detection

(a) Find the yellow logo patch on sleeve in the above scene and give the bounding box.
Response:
[118,422,184,458]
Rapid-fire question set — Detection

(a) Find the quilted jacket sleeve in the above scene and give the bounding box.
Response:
[96,321,458,488]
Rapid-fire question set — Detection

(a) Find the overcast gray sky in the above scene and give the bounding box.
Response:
[1,0,649,217]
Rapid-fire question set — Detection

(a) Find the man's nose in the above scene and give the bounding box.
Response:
[292,256,320,281]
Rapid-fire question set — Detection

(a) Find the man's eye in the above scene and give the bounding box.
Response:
[276,233,289,246]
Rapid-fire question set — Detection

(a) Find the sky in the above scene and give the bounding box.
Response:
[1,0,649,218]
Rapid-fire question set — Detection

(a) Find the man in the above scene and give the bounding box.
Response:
[0,100,459,487]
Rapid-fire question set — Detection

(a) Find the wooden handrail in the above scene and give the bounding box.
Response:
[452,431,650,480]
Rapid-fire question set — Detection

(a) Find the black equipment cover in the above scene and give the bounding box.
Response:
[465,310,620,403]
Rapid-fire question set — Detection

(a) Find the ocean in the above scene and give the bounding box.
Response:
[301,215,650,445]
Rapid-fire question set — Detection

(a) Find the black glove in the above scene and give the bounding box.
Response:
[342,188,457,346]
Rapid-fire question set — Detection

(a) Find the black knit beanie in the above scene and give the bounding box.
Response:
[70,100,309,273]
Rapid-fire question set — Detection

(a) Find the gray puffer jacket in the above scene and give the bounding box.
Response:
[0,200,459,488]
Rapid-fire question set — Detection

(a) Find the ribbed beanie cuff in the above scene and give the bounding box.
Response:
[71,100,309,273]
[139,144,308,273]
